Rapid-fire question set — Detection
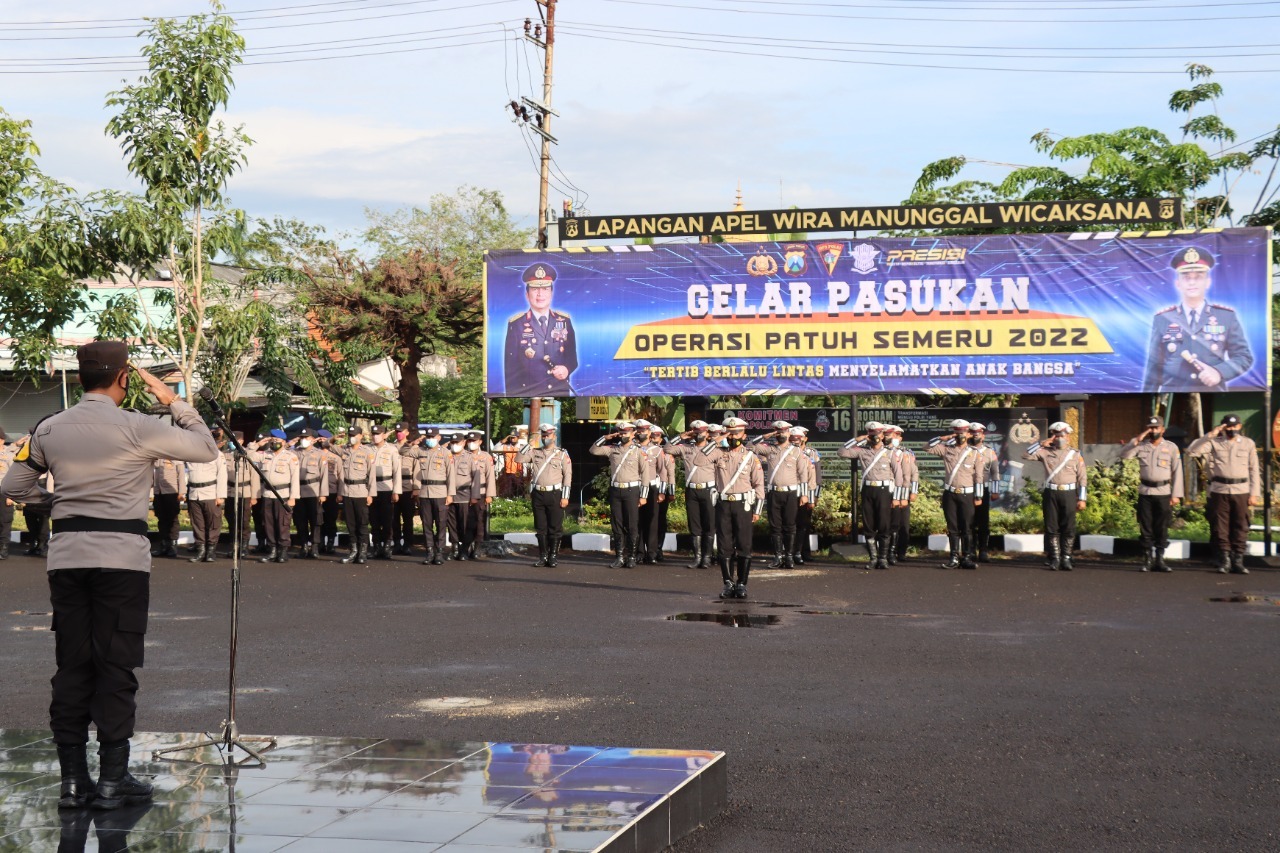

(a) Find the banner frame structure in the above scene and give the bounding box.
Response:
[483,227,1272,400]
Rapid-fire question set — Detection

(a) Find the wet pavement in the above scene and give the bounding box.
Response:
[1,549,1278,851]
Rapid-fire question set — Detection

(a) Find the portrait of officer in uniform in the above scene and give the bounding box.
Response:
[503,263,578,396]
[1143,247,1253,392]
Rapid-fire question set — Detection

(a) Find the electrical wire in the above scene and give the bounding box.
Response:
[2,0,503,30]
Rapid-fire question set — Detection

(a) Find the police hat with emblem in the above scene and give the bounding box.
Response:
[884,424,903,434]
[422,427,440,437]
[346,425,362,436]
[771,420,792,430]
[1170,247,1214,272]
[76,340,129,372]
[969,423,987,433]
[297,427,312,438]
[723,417,748,429]
[269,428,287,440]
[466,431,482,441]
[316,429,333,439]
[865,421,885,432]
[1220,413,1241,427]
[689,419,709,430]
[949,419,970,430]
[788,426,806,436]
[522,263,558,289]
[1145,416,1164,428]
[539,423,557,433]
[1048,421,1073,434]
[707,423,726,433]
[370,424,386,436]
[633,418,652,429]
[616,421,635,431]
[393,422,406,431]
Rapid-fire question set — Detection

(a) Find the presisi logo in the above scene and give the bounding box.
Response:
[850,243,879,275]
[884,247,968,264]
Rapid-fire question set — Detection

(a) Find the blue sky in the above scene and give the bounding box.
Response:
[2,0,1276,243]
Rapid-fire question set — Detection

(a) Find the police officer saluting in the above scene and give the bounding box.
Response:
[1024,421,1088,571]
[1119,416,1183,572]
[753,422,813,569]
[926,420,984,570]
[250,430,299,564]
[521,423,572,567]
[0,342,218,811]
[885,425,916,565]
[795,426,822,565]
[465,431,497,559]
[968,423,1001,562]
[589,422,652,568]
[292,428,328,560]
[664,420,717,569]
[1187,414,1260,574]
[839,421,904,570]
[709,417,764,599]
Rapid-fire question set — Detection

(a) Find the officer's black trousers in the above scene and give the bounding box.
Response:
[1208,492,1250,553]
[0,501,14,548]
[532,490,565,539]
[890,502,910,558]
[224,495,252,551]
[1136,494,1172,550]
[25,508,50,551]
[392,493,417,547]
[261,498,292,549]
[766,489,798,538]
[715,498,754,559]
[941,490,975,539]
[188,499,223,547]
[321,495,342,542]
[153,493,180,541]
[466,499,489,552]
[343,498,370,549]
[861,485,893,541]
[685,488,715,539]
[971,494,991,547]
[418,496,447,551]
[797,500,815,558]
[639,494,667,557]
[1042,489,1078,550]
[252,500,266,547]
[293,496,322,546]
[48,568,149,745]
[370,491,394,545]
[447,491,471,551]
[609,486,641,551]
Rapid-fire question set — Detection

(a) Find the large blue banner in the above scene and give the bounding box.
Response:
[484,228,1272,397]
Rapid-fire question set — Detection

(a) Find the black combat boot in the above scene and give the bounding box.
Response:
[699,535,714,568]
[149,538,165,557]
[886,533,898,566]
[959,534,977,570]
[1059,539,1074,571]
[354,542,368,565]
[1154,544,1172,572]
[1140,545,1153,572]
[93,740,152,811]
[57,743,96,809]
[188,544,207,564]
[1230,551,1249,574]
[258,545,279,564]
[866,537,881,569]
[548,535,561,567]
[431,543,444,565]
[272,545,288,563]
[718,556,736,598]
[161,540,177,558]
[943,536,961,569]
[1045,536,1061,571]
[686,540,703,569]
[768,535,785,568]
[875,535,890,570]
[783,533,795,568]
[421,546,435,566]
[624,536,639,568]
[734,557,751,599]
[532,535,548,567]
[340,544,359,564]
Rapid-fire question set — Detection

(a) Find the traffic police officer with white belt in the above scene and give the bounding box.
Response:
[708,417,764,599]
[589,422,652,568]
[1023,421,1088,571]
[753,424,813,569]
[520,423,573,567]
[927,419,984,570]
[839,421,904,570]
[664,420,717,569]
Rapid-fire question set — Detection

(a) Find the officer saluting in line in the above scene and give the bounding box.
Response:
[1187,414,1260,574]
[708,417,764,599]
[520,423,572,568]
[752,423,812,569]
[1119,416,1183,572]
[838,421,904,570]
[503,262,578,396]
[1023,421,1088,571]
[884,425,916,565]
[664,420,717,569]
[0,342,218,811]
[1143,247,1253,392]
[589,422,652,568]
[926,419,984,570]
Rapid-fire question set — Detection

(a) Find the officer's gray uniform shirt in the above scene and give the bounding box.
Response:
[186,453,227,501]
[0,394,217,572]
[1119,439,1185,498]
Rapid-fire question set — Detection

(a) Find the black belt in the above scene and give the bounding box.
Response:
[344,478,368,485]
[187,480,217,489]
[1212,476,1247,485]
[375,475,393,482]
[300,477,321,485]
[1140,479,1171,488]
[422,479,447,486]
[52,517,149,536]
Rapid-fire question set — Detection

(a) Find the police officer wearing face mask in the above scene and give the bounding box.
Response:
[250,431,271,554]
[464,432,497,560]
[884,425,916,565]
[794,426,822,566]
[392,427,419,555]
[665,420,717,568]
[520,423,572,567]
[337,426,377,565]
[926,420,984,570]
[1024,422,1088,571]
[839,421,905,570]
[589,422,652,568]
[367,424,402,560]
[292,428,328,560]
[221,430,258,558]
[752,421,813,569]
[968,423,1001,562]
[1187,413,1260,574]
[445,432,475,560]
[405,428,452,564]
[185,426,227,563]
[708,417,764,598]
[248,430,299,564]
[150,456,185,559]
[1119,416,1183,572]
[315,430,343,554]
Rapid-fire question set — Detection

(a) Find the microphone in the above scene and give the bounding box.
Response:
[197,386,224,418]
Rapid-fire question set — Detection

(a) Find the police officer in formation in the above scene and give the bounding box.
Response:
[465,431,498,559]
[1118,416,1183,572]
[316,430,343,554]
[250,432,300,564]
[1024,421,1088,571]
[839,421,904,570]
[337,426,376,565]
[752,420,813,569]
[520,423,573,567]
[968,423,1001,562]
[926,419,985,570]
[885,425,916,565]
[794,426,821,565]
[664,420,717,569]
[1187,414,1260,574]
[1,342,218,812]
[445,431,476,560]
[406,427,452,564]
[0,428,17,560]
[221,429,258,558]
[392,429,419,555]
[710,417,764,599]
[150,455,184,558]
[185,436,226,563]
[292,428,329,559]
[634,419,674,564]
[367,424,402,560]
[589,421,652,568]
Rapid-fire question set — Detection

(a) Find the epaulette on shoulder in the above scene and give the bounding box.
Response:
[1155,305,1178,315]
[508,310,531,325]
[1208,302,1234,312]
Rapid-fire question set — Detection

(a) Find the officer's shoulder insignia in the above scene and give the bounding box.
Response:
[1155,305,1178,315]
[551,310,571,321]
[1208,302,1234,312]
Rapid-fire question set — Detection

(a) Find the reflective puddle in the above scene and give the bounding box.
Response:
[796,610,918,618]
[667,613,781,628]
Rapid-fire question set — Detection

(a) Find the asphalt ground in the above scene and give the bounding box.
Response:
[2,546,1277,852]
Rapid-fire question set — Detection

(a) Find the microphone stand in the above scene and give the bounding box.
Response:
[155,396,281,767]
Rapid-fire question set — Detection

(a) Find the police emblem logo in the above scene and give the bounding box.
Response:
[783,244,807,276]
[1159,199,1175,220]
[564,218,579,238]
[1184,249,1199,264]
[850,243,879,275]
[746,249,778,277]
[815,242,843,275]
[815,410,831,432]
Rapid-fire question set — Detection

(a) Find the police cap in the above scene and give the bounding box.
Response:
[689,419,709,430]
[76,341,129,372]
[269,428,287,440]
[369,424,386,436]
[346,425,362,436]
[723,417,748,429]
[616,421,635,431]
[969,423,987,433]
[1145,416,1164,428]
[949,419,970,430]
[422,427,440,437]
[633,419,652,429]
[1170,247,1214,272]
[1048,421,1073,434]
[522,263,557,289]
[1220,413,1241,427]
[771,420,792,430]
[316,429,333,439]
[539,423,557,433]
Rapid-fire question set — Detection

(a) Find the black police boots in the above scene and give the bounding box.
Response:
[718,557,736,599]
[548,535,561,567]
[93,740,152,811]
[1141,545,1154,572]
[874,535,890,570]
[768,535,785,569]
[943,536,961,569]
[624,536,639,568]
[1230,551,1249,574]
[532,535,549,567]
[1059,541,1074,571]
[188,545,207,564]
[783,533,796,568]
[959,535,977,570]
[0,542,8,560]
[886,533,898,566]
[699,535,714,568]
[258,546,279,564]
[1154,545,1172,572]
[1045,536,1061,571]
[734,557,751,599]
[57,743,96,809]
[686,540,702,569]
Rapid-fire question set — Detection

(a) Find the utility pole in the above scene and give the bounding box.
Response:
[509,0,559,430]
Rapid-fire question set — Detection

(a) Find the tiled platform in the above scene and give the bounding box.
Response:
[0,730,726,852]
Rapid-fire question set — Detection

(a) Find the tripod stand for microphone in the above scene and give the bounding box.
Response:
[155,398,281,767]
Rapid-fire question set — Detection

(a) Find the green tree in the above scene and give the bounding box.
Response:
[104,0,252,403]
[910,65,1280,231]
